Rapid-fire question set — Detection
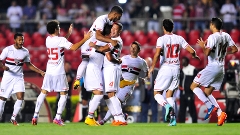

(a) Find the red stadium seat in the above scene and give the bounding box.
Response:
[123,35,135,46]
[176,30,187,41]
[0,38,8,47]
[148,34,159,46]
[32,32,42,40]
[136,34,148,45]
[147,30,159,38]
[188,30,200,45]
[230,29,240,44]
[24,37,32,47]
[121,30,132,40]
[33,37,45,47]
[134,30,145,38]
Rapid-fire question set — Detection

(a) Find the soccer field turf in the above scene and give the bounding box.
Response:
[0,123,239,135]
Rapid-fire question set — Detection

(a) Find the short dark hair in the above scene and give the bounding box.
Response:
[211,17,222,30]
[102,24,112,36]
[114,22,123,31]
[163,19,174,32]
[182,56,189,64]
[132,41,141,51]
[110,5,123,14]
[47,20,60,34]
[14,33,23,39]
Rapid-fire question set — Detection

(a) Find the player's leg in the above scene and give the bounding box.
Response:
[73,58,89,89]
[53,91,68,126]
[99,95,115,125]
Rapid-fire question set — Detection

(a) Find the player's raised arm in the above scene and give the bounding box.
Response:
[64,24,73,39]
[69,31,92,51]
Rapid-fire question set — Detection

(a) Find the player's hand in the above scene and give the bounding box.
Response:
[110,40,118,47]
[118,59,122,64]
[147,68,153,79]
[40,71,45,77]
[193,55,200,60]
[84,31,92,40]
[89,42,96,47]
[68,24,73,35]
[197,37,207,48]
[3,66,9,71]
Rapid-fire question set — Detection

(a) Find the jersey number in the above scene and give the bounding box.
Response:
[218,42,228,57]
[47,48,58,60]
[166,44,179,58]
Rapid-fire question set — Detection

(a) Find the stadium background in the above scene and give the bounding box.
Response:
[0,0,239,123]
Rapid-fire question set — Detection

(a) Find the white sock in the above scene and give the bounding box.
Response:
[11,100,23,120]
[76,59,88,79]
[154,94,168,106]
[34,93,46,117]
[208,94,222,116]
[55,94,67,120]
[0,100,6,119]
[166,97,175,109]
[193,87,212,108]
[88,95,103,118]
[104,99,114,121]
[110,96,125,122]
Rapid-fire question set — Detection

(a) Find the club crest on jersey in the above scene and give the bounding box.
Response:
[14,59,22,65]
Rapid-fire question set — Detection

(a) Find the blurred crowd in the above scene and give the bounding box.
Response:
[0,0,240,34]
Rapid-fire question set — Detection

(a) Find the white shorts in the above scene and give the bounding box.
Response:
[84,65,103,91]
[154,65,180,91]
[0,76,25,98]
[41,74,69,92]
[103,66,121,93]
[76,58,89,79]
[193,63,224,90]
[116,85,134,104]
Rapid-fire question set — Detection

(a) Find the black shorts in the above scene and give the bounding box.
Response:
[81,83,92,101]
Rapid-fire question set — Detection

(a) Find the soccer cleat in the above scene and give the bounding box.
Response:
[53,118,65,126]
[73,80,80,89]
[32,117,38,125]
[119,79,136,88]
[10,119,19,126]
[85,116,99,126]
[217,112,227,126]
[98,120,105,125]
[111,120,128,126]
[168,118,177,126]
[204,105,218,120]
[165,105,173,122]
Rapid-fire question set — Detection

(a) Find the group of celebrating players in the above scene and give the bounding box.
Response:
[0,5,238,127]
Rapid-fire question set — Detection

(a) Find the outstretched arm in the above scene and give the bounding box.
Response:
[69,31,92,51]
[65,24,73,39]
[95,30,118,46]
[25,62,45,77]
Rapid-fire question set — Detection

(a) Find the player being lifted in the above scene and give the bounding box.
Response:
[0,33,45,126]
[148,19,199,126]
[31,20,91,126]
[73,5,123,89]
[190,17,238,126]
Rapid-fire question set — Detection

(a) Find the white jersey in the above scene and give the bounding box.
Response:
[88,40,107,67]
[206,32,235,65]
[121,55,148,81]
[156,34,188,66]
[45,36,72,75]
[103,36,123,67]
[81,14,113,55]
[0,45,30,77]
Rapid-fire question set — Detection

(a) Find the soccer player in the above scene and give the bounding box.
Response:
[0,33,45,125]
[190,17,238,126]
[148,19,199,126]
[73,5,123,89]
[84,24,113,126]
[31,20,91,126]
[99,41,148,125]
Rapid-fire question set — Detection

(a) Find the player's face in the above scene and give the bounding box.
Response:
[110,24,121,37]
[112,13,122,22]
[14,36,24,49]
[130,43,140,56]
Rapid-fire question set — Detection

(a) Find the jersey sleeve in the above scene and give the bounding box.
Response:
[24,50,30,62]
[205,35,215,50]
[156,37,163,48]
[0,47,8,60]
[58,37,73,50]
[142,59,148,72]
[93,16,105,31]
[179,36,189,49]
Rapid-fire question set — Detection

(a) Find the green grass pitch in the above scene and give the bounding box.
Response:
[0,123,239,135]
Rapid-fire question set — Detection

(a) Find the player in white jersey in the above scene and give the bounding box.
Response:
[73,5,123,89]
[190,17,238,126]
[31,20,91,126]
[0,33,45,125]
[84,24,112,126]
[99,41,148,125]
[148,19,199,126]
